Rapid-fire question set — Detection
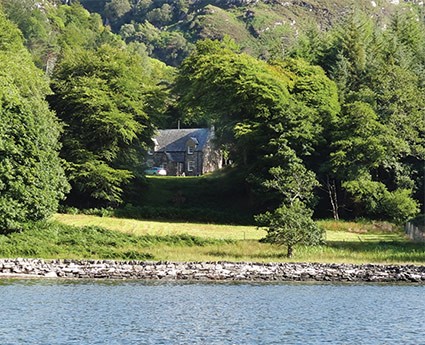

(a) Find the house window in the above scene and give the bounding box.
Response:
[187,161,195,172]
[187,145,194,154]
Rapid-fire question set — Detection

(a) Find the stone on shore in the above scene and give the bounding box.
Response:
[0,259,423,283]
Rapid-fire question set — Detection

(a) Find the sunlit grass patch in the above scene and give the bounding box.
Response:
[53,214,264,240]
[2,215,421,264]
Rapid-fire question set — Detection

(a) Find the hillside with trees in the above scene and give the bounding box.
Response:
[0,0,423,235]
[76,0,424,65]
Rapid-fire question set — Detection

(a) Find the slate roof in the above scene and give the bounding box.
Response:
[165,152,185,162]
[153,128,211,153]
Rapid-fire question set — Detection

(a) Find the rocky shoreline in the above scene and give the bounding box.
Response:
[0,259,424,283]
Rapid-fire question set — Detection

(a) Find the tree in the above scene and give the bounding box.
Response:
[176,39,295,168]
[256,201,324,258]
[342,175,418,224]
[263,145,319,207]
[1,1,117,72]
[1,0,60,70]
[146,4,173,26]
[255,143,324,257]
[120,21,192,66]
[104,0,132,30]
[311,9,424,219]
[0,10,68,232]
[56,3,114,51]
[177,40,339,168]
[49,44,158,206]
[329,101,419,222]
[175,40,332,252]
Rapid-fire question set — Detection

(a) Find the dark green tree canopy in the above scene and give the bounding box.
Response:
[49,44,160,206]
[176,39,339,172]
[0,10,68,232]
[1,0,422,224]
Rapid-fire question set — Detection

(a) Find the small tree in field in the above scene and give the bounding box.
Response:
[255,149,325,257]
[255,200,324,258]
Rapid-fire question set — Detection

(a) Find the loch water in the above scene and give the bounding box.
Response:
[0,279,424,344]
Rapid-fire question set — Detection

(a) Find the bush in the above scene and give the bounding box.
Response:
[380,189,419,224]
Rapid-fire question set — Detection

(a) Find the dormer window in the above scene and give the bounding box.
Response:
[186,137,198,155]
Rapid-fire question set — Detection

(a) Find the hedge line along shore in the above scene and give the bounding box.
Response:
[0,259,424,283]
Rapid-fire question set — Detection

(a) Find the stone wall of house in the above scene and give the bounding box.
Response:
[151,152,177,175]
[1,259,424,283]
[151,152,166,169]
[202,130,222,174]
[184,150,203,176]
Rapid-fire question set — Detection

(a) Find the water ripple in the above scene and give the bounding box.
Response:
[0,280,424,344]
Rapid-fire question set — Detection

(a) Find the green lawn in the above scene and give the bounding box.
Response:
[0,214,422,264]
[53,214,408,242]
[44,214,424,264]
[53,214,264,240]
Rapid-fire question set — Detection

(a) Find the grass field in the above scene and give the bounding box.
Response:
[53,214,265,240]
[0,214,422,264]
[48,214,424,264]
[53,214,409,241]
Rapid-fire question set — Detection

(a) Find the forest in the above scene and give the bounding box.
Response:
[0,0,423,234]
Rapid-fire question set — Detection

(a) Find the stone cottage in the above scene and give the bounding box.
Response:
[147,128,222,176]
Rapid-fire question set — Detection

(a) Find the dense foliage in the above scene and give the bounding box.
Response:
[0,10,68,232]
[49,44,160,207]
[0,0,423,240]
[76,0,424,66]
[174,14,424,225]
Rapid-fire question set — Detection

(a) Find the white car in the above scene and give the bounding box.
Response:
[144,167,167,176]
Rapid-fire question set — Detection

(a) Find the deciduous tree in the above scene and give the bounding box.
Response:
[0,10,68,232]
[49,44,157,206]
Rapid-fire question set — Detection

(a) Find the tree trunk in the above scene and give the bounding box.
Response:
[287,245,293,258]
[327,176,340,220]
